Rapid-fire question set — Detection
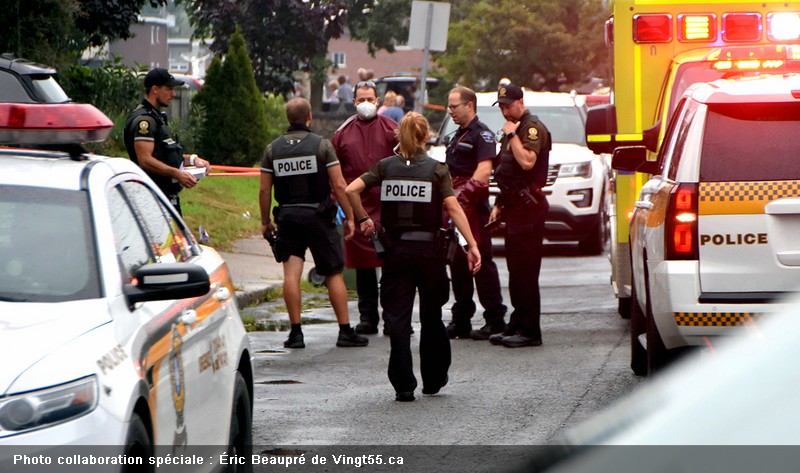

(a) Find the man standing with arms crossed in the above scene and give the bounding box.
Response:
[444,87,507,340]
[332,80,399,335]
[260,97,368,349]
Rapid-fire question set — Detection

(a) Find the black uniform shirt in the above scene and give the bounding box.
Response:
[445,116,496,178]
[360,149,455,200]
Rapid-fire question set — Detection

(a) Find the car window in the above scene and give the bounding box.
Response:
[28,74,70,103]
[108,186,153,279]
[0,185,100,302]
[0,70,34,102]
[118,181,194,264]
[700,102,800,182]
[441,105,586,145]
[661,98,699,181]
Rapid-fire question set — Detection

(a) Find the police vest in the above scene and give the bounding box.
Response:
[494,113,551,192]
[124,102,184,195]
[270,133,330,206]
[379,155,443,234]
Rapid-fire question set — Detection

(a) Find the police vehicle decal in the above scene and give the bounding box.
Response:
[674,312,765,327]
[273,155,318,177]
[381,180,433,202]
[169,326,188,447]
[699,181,800,215]
[96,344,128,375]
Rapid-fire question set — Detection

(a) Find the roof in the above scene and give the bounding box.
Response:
[0,55,57,75]
[685,73,800,104]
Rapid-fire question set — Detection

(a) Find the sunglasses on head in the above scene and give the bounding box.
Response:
[356,81,376,88]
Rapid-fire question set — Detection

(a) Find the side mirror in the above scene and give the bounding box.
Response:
[124,263,211,308]
[585,104,617,155]
[612,146,659,175]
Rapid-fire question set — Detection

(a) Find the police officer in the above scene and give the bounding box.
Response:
[345,112,481,402]
[259,97,368,349]
[488,83,551,348]
[124,68,209,215]
[443,86,508,340]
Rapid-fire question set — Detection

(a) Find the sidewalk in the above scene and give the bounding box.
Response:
[218,236,315,308]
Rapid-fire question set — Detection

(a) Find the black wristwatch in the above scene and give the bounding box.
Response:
[506,131,516,139]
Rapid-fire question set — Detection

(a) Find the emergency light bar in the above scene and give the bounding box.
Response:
[0,103,113,145]
[635,11,800,44]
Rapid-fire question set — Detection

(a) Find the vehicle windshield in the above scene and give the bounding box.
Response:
[700,102,800,181]
[440,105,586,145]
[29,74,71,103]
[0,186,100,302]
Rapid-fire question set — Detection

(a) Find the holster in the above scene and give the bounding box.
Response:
[316,198,338,225]
[263,230,288,263]
[435,227,458,264]
[372,226,391,259]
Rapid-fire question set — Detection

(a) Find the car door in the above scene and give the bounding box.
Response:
[108,180,232,448]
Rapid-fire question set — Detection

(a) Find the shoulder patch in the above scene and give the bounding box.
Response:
[528,127,539,141]
[480,131,495,143]
[138,121,149,134]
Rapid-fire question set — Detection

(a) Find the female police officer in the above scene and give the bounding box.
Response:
[346,112,481,402]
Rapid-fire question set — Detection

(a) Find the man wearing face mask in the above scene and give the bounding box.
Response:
[332,80,399,335]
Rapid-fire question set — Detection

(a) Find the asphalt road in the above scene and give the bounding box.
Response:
[242,243,642,453]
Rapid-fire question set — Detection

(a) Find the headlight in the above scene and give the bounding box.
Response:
[558,162,593,178]
[0,376,98,433]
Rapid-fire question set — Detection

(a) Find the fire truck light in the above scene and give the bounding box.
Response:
[768,13,800,41]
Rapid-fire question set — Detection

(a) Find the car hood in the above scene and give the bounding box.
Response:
[0,300,111,394]
[549,143,596,165]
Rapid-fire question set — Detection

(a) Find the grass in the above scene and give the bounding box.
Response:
[180,173,264,250]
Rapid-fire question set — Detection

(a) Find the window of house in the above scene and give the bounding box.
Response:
[332,52,346,68]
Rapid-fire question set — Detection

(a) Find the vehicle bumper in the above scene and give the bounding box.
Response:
[0,405,126,445]
[544,206,601,242]
[650,260,786,350]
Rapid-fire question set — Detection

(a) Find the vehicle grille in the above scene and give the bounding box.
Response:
[488,164,560,194]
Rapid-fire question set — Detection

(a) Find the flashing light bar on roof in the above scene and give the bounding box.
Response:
[768,13,800,42]
[0,103,113,145]
[722,13,762,42]
[633,14,672,43]
[679,14,716,42]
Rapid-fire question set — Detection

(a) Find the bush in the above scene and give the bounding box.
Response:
[59,57,140,118]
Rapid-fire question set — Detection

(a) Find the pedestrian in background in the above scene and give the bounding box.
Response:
[443,86,507,340]
[124,68,209,215]
[332,80,399,335]
[488,83,551,348]
[336,75,353,103]
[345,112,481,401]
[259,97,368,349]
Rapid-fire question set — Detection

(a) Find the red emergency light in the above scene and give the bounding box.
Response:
[634,14,673,43]
[0,103,113,145]
[722,13,762,42]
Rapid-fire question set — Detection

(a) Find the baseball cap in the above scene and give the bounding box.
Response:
[144,68,185,88]
[493,83,523,105]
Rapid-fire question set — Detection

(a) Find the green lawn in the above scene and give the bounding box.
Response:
[180,173,265,250]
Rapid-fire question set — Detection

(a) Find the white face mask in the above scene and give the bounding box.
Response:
[356,101,377,120]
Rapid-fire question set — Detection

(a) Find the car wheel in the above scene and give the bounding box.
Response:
[578,196,608,256]
[643,266,670,375]
[629,283,647,376]
[225,372,253,473]
[123,413,153,473]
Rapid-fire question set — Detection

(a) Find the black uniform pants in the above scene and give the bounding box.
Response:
[356,268,380,325]
[504,216,545,340]
[380,244,450,393]
[450,202,506,326]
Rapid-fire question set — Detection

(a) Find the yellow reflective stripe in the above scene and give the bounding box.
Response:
[616,133,644,142]
[587,134,643,143]
[699,181,800,215]
[634,45,642,132]
[587,135,612,142]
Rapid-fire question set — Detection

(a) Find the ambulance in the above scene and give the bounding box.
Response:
[586,0,800,318]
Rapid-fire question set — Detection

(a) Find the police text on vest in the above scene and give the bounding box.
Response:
[381,180,433,202]
[274,156,318,176]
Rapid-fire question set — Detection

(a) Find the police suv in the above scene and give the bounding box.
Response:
[613,73,800,376]
[430,91,610,254]
[0,102,253,466]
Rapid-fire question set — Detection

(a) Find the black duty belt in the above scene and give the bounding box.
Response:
[397,231,436,242]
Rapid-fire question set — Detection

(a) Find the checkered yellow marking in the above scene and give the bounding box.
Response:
[674,312,765,327]
[699,181,800,215]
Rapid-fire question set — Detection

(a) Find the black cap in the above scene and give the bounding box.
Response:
[493,83,524,105]
[144,68,184,89]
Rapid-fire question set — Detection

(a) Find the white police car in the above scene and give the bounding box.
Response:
[430,90,610,254]
[613,73,800,376]
[0,102,253,465]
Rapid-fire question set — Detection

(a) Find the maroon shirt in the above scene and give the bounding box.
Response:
[332,114,399,269]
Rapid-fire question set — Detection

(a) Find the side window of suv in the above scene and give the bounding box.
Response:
[658,97,698,180]
[0,70,33,102]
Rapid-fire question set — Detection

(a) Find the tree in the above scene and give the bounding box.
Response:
[1,0,165,68]
[193,29,268,167]
[437,0,609,91]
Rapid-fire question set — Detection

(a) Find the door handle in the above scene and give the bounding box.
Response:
[634,201,653,210]
[179,310,197,326]
[216,285,231,302]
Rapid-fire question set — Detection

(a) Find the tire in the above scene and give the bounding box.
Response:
[629,283,647,376]
[578,192,609,256]
[123,413,153,473]
[618,296,631,319]
[643,266,670,375]
[225,372,253,473]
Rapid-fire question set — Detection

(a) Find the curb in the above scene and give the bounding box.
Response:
[235,283,281,309]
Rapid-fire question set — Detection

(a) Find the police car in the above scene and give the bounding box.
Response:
[430,90,610,254]
[613,73,800,376]
[0,102,253,463]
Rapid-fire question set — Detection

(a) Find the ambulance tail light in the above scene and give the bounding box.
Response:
[768,13,800,42]
[633,14,672,43]
[722,13,762,42]
[666,183,698,260]
[679,14,716,42]
[0,103,113,145]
